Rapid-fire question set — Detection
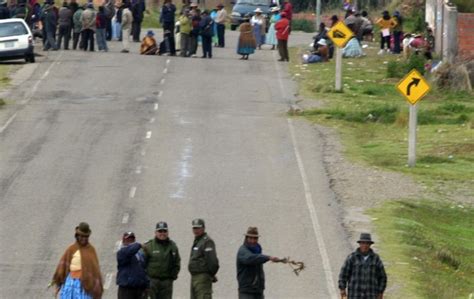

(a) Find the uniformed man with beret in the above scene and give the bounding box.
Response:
[188,218,220,299]
[143,221,181,299]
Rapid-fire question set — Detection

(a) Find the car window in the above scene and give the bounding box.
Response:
[236,0,270,5]
[0,22,28,38]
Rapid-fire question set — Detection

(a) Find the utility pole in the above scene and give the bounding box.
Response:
[315,0,321,31]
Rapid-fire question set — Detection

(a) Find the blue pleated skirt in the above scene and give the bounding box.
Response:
[59,274,92,299]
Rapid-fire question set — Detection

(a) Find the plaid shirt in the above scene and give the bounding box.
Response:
[338,248,387,299]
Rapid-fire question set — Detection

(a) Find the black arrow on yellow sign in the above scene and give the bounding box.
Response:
[406,77,421,96]
[332,30,346,39]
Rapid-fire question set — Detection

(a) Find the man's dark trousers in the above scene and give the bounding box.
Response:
[239,293,264,299]
[57,25,71,49]
[117,286,146,299]
[82,29,95,51]
[217,23,225,47]
[162,22,176,55]
[132,20,142,42]
[201,35,212,58]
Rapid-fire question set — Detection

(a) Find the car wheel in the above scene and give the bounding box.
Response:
[26,54,35,63]
[231,24,238,31]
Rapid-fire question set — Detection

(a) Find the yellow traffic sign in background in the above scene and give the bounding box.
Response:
[328,21,354,48]
[396,69,431,105]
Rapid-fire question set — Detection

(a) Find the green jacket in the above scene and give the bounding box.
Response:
[144,238,181,280]
[179,15,191,35]
[188,233,219,276]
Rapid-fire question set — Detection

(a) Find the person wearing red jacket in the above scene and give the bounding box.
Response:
[281,0,292,31]
[275,12,290,61]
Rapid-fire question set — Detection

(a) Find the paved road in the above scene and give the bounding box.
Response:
[0,30,351,298]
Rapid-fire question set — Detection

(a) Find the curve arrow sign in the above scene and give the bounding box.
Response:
[406,77,421,96]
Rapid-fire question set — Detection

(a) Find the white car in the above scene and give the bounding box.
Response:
[0,18,35,63]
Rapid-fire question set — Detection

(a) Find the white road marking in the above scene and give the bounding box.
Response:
[158,90,163,98]
[146,131,152,139]
[287,118,337,299]
[160,78,165,85]
[129,186,137,198]
[141,150,146,156]
[149,117,155,123]
[170,137,193,199]
[122,213,129,224]
[163,68,168,74]
[154,103,159,111]
[135,165,142,174]
[0,112,17,134]
[104,272,114,290]
[166,59,170,64]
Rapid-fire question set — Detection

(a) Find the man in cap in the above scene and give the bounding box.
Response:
[116,232,149,299]
[143,222,181,299]
[214,3,227,47]
[188,218,219,299]
[237,227,280,299]
[338,233,387,299]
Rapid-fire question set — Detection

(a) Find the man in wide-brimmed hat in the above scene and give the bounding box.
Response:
[236,227,280,299]
[338,233,387,299]
[215,3,227,47]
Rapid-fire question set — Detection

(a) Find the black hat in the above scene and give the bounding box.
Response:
[192,218,205,228]
[357,233,374,244]
[123,231,135,239]
[75,222,91,237]
[156,221,168,231]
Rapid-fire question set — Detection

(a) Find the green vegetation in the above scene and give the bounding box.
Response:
[452,0,474,13]
[142,8,161,29]
[0,98,5,107]
[289,41,473,298]
[370,200,474,298]
[291,19,315,33]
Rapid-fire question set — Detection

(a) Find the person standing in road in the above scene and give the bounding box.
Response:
[266,6,280,50]
[281,0,292,31]
[131,0,145,42]
[72,4,84,50]
[250,8,265,50]
[57,1,72,50]
[338,233,387,299]
[81,2,97,51]
[275,11,290,61]
[199,10,213,58]
[215,3,226,48]
[143,222,181,299]
[117,231,149,299]
[188,219,219,299]
[52,222,103,299]
[160,0,176,56]
[103,0,115,41]
[179,9,191,57]
[237,227,280,299]
[236,14,256,60]
[120,1,133,53]
[41,4,59,51]
[96,5,109,51]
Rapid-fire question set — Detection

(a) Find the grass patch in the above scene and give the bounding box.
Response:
[0,98,5,107]
[289,44,474,192]
[369,200,474,298]
[142,8,161,29]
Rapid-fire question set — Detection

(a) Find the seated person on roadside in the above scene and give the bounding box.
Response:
[359,11,373,41]
[140,30,158,55]
[303,38,329,64]
[343,36,365,58]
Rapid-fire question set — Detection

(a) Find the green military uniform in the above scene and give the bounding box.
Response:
[188,232,219,299]
[144,238,181,299]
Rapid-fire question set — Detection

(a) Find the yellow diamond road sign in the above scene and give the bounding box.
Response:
[328,21,354,48]
[396,69,431,105]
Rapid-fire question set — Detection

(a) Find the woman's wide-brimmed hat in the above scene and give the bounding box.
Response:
[271,6,280,12]
[245,226,260,238]
[254,7,262,13]
[317,38,327,46]
[190,2,198,7]
[75,222,91,237]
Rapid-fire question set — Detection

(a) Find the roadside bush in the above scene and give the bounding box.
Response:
[452,0,474,12]
[405,54,426,75]
[0,98,4,106]
[386,55,426,79]
[387,60,404,78]
[291,19,315,33]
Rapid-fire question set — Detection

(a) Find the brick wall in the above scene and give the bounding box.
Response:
[458,13,474,59]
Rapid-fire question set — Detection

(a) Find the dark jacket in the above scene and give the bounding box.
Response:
[96,10,107,29]
[0,6,10,19]
[143,238,181,280]
[338,248,387,299]
[159,3,175,24]
[199,15,213,37]
[41,6,57,32]
[188,233,219,276]
[116,243,150,289]
[58,6,72,27]
[131,0,145,22]
[236,243,270,294]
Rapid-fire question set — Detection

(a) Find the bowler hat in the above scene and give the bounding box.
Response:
[192,218,205,228]
[245,227,260,238]
[156,221,168,231]
[75,222,91,236]
[147,30,155,36]
[123,231,135,239]
[357,233,374,244]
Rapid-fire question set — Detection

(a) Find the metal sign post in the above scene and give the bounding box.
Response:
[327,21,353,93]
[396,69,431,168]
[408,104,417,167]
[335,47,343,91]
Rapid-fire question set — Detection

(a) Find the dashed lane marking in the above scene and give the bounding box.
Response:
[149,117,155,123]
[135,165,142,174]
[163,68,168,74]
[154,103,159,111]
[0,113,17,134]
[129,186,137,198]
[121,213,129,224]
[160,78,165,85]
[146,131,152,139]
[104,272,114,290]
[158,90,163,98]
